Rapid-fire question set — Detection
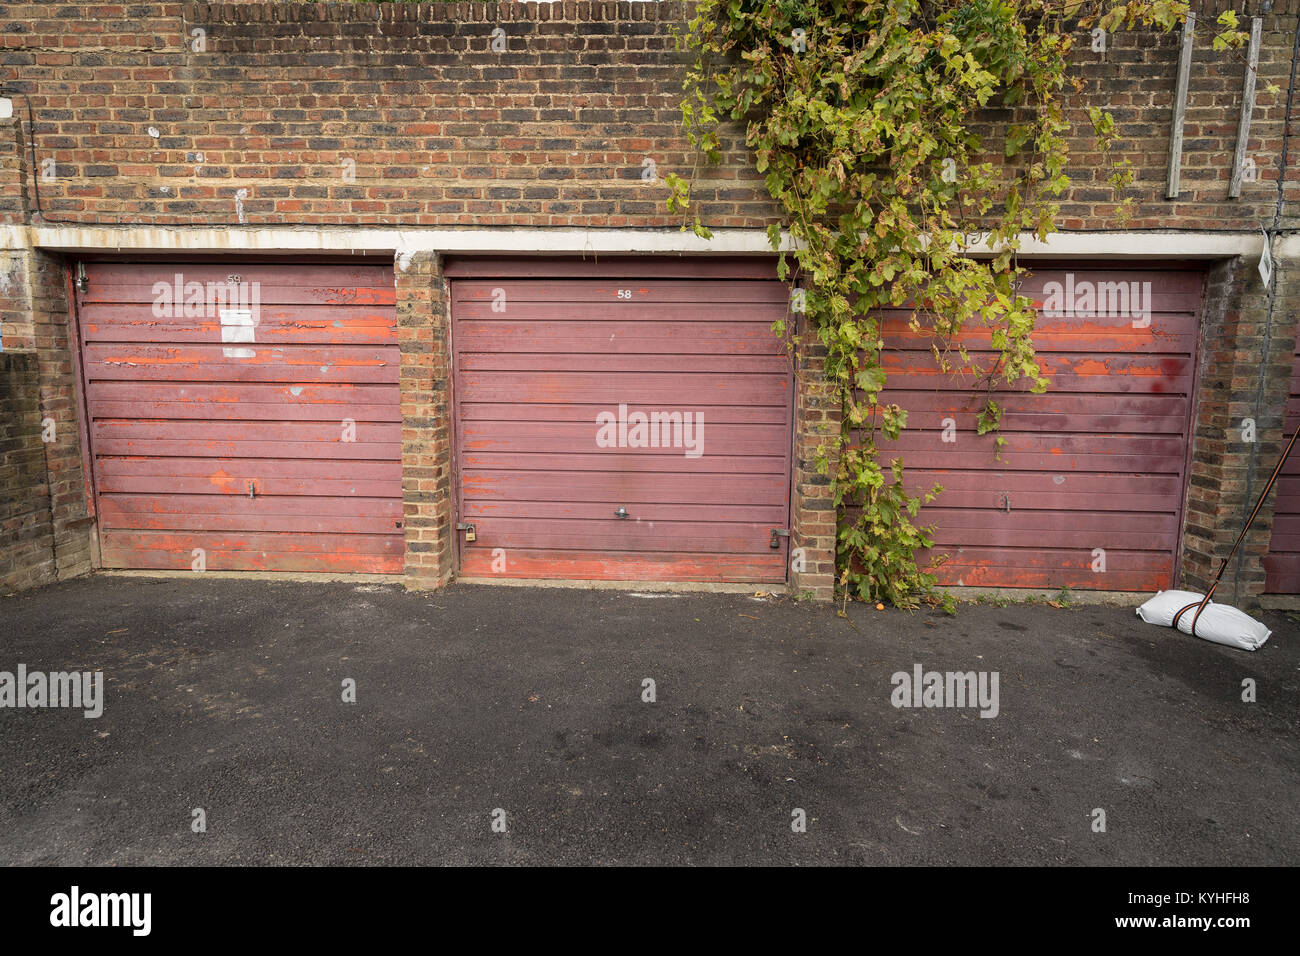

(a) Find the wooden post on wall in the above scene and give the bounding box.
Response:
[1166,12,1196,199]
[1228,17,1264,199]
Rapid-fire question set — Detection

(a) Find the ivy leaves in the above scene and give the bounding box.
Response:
[670,0,1192,606]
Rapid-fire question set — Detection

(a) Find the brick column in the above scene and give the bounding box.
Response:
[0,245,94,584]
[0,352,56,591]
[1182,250,1298,610]
[32,250,94,578]
[396,251,454,588]
[789,324,841,601]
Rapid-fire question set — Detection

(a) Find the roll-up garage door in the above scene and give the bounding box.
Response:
[880,266,1202,591]
[77,261,403,573]
[450,263,794,583]
[1264,340,1300,593]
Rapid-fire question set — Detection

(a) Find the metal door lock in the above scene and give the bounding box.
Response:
[770,528,789,550]
[247,481,256,500]
[457,522,476,542]
[614,507,629,519]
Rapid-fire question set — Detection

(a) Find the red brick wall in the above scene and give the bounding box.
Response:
[0,109,25,221]
[396,250,454,587]
[0,351,56,591]
[790,322,839,602]
[0,1,1293,230]
[32,249,95,580]
[0,245,95,587]
[1185,248,1300,606]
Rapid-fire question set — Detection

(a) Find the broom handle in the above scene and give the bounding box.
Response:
[1175,425,1300,634]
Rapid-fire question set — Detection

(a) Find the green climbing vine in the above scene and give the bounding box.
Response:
[667,0,1251,608]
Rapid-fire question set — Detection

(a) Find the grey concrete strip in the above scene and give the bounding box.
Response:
[99,570,400,585]
[942,586,1152,607]
[457,576,779,595]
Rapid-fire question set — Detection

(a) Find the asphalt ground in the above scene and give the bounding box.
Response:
[0,575,1295,865]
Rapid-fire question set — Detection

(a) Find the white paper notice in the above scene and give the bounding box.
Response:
[219,309,255,358]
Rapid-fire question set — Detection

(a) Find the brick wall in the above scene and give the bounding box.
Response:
[0,109,25,220]
[0,351,56,591]
[0,246,95,588]
[396,249,454,587]
[1185,246,1300,607]
[0,1,1293,231]
[0,1,1295,600]
[789,322,839,602]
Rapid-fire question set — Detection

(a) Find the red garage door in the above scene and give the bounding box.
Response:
[449,261,793,583]
[881,266,1202,591]
[1264,341,1300,592]
[77,262,403,573]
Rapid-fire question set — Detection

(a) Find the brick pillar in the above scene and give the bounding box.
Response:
[0,352,56,591]
[32,250,94,578]
[0,104,27,226]
[1182,250,1298,610]
[790,324,841,601]
[396,251,454,588]
[0,246,93,584]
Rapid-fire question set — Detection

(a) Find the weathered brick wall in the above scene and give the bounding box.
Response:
[790,323,838,602]
[34,248,95,581]
[0,351,56,591]
[0,1,1293,230]
[396,249,454,587]
[0,109,24,220]
[0,247,95,588]
[1185,246,1300,607]
[1050,0,1298,229]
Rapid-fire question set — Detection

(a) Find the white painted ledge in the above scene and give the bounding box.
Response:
[0,223,1291,259]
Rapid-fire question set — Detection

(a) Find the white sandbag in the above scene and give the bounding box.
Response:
[1136,590,1271,651]
[1135,590,1204,627]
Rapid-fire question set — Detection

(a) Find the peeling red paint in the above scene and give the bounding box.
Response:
[875,267,1200,592]
[82,262,403,574]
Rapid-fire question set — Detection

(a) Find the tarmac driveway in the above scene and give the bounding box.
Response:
[0,575,1296,865]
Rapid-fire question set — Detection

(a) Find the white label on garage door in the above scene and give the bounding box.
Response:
[219,309,255,358]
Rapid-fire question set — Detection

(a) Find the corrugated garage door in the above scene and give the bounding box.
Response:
[881,266,1202,591]
[77,262,403,573]
[450,262,793,582]
[1264,341,1300,592]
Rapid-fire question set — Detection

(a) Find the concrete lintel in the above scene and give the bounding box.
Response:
[1,223,1293,260]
